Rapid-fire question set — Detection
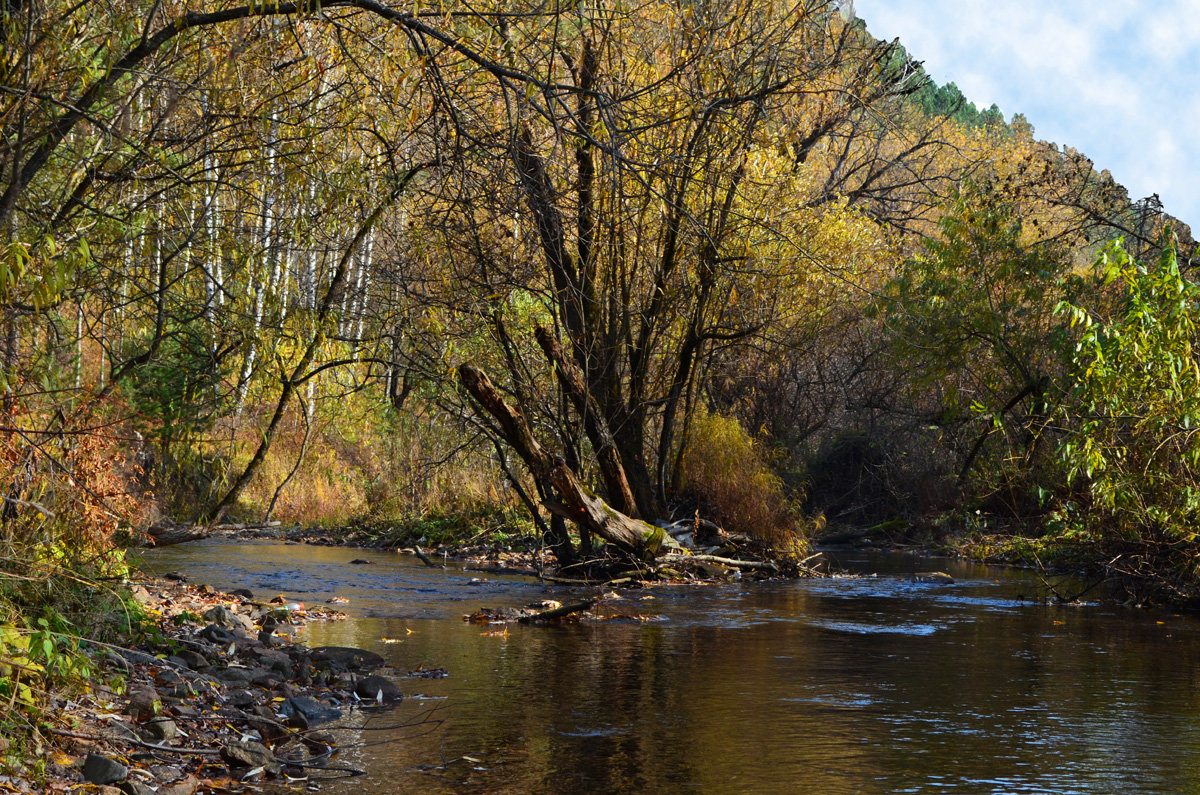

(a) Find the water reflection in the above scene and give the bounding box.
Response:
[139,541,1200,793]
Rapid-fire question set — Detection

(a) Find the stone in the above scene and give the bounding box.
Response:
[160,681,199,700]
[148,764,184,782]
[694,518,723,547]
[105,720,139,742]
[82,754,128,785]
[159,776,200,795]
[226,690,255,708]
[230,588,254,599]
[203,605,256,633]
[124,687,161,721]
[214,666,270,686]
[171,648,209,670]
[694,562,733,579]
[309,646,385,672]
[199,624,239,646]
[302,730,337,754]
[248,647,294,678]
[245,704,286,741]
[354,675,402,703]
[250,667,278,686]
[155,668,185,687]
[118,782,156,795]
[220,740,280,777]
[142,718,178,742]
[280,696,342,727]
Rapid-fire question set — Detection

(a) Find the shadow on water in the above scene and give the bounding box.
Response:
[138,540,1200,794]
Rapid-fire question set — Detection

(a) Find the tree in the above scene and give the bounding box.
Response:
[885,188,1075,506]
[371,0,940,557]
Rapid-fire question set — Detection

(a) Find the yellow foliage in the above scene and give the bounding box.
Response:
[678,407,796,545]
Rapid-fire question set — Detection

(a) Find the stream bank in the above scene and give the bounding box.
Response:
[18,575,411,794]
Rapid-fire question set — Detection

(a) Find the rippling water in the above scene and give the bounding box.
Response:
[137,541,1200,793]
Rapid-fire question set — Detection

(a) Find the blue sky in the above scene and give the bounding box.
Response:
[852,0,1200,228]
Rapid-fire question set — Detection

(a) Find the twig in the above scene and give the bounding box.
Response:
[46,727,220,755]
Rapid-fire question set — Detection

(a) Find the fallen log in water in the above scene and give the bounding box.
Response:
[518,598,597,622]
[658,553,780,572]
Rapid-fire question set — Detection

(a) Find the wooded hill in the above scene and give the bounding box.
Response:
[2,0,1197,591]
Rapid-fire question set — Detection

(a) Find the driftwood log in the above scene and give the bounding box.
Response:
[458,363,676,557]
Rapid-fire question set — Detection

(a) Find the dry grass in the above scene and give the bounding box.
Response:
[226,397,514,527]
[678,407,798,545]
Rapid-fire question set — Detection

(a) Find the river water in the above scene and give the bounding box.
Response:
[138,540,1200,793]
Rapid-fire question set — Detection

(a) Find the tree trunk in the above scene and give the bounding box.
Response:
[534,325,639,518]
[457,363,673,557]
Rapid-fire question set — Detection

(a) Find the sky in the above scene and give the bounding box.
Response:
[851,0,1200,228]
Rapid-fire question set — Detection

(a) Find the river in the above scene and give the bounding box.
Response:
[137,540,1200,793]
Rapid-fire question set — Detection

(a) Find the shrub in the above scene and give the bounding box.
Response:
[1056,237,1200,545]
[678,407,797,544]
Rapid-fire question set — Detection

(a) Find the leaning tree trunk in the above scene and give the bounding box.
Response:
[457,363,673,558]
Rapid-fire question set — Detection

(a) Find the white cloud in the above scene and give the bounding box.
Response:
[853,0,1200,226]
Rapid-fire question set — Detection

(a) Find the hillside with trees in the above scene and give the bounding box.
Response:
[3,0,1199,768]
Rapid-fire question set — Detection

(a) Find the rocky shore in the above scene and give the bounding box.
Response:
[19,576,407,794]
